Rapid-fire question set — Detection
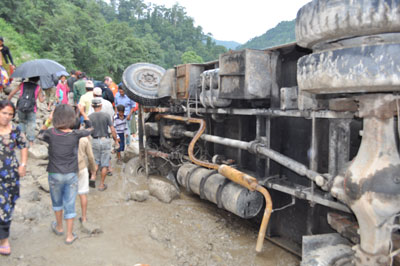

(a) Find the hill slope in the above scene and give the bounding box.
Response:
[214,39,241,50]
[237,20,295,50]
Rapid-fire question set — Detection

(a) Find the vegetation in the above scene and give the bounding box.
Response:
[237,20,296,50]
[0,0,227,82]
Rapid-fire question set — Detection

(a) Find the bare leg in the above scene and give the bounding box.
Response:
[65,218,74,242]
[0,238,9,247]
[99,167,107,189]
[54,210,64,233]
[79,194,88,222]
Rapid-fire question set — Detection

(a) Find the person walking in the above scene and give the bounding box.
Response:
[56,75,69,105]
[114,84,136,145]
[88,87,114,120]
[0,100,28,256]
[73,72,87,104]
[89,98,119,191]
[40,74,57,111]
[79,80,95,114]
[104,76,118,98]
[7,76,45,147]
[114,105,128,164]
[38,104,92,245]
[67,70,77,105]
[0,37,15,90]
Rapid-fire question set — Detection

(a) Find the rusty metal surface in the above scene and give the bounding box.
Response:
[219,49,278,99]
[330,96,400,266]
[176,64,204,99]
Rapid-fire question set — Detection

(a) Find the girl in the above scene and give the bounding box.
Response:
[38,104,92,245]
[56,75,69,105]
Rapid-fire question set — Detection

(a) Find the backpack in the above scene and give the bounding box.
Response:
[17,83,39,112]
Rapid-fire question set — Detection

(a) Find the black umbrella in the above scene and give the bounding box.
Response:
[11,59,66,79]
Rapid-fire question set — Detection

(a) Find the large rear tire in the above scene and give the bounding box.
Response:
[296,0,400,49]
[122,63,166,106]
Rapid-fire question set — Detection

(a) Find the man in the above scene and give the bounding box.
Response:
[79,80,95,114]
[88,87,114,120]
[7,76,45,147]
[40,74,57,111]
[73,72,87,104]
[89,98,119,191]
[104,76,118,97]
[114,84,136,145]
[67,70,77,104]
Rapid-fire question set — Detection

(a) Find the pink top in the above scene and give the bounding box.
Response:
[56,83,70,104]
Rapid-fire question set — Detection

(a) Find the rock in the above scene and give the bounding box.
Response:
[149,226,160,241]
[80,220,103,235]
[28,144,48,160]
[148,176,179,203]
[37,174,49,192]
[131,190,150,202]
[36,159,49,166]
[122,142,139,163]
[27,191,41,202]
[123,157,148,191]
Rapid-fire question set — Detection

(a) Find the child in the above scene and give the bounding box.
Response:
[38,104,92,245]
[113,104,128,163]
[56,75,69,105]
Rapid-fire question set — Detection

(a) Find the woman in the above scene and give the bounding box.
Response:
[0,37,15,90]
[38,104,92,245]
[0,100,28,256]
[56,75,70,105]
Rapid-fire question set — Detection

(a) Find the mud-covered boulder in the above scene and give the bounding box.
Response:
[148,176,179,203]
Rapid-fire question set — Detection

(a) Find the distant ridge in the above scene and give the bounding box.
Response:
[237,20,296,50]
[213,39,241,50]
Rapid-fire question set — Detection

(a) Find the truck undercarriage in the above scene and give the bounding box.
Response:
[122,1,400,265]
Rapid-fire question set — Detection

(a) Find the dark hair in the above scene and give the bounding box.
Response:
[59,75,66,79]
[0,37,3,42]
[52,104,76,129]
[0,100,16,118]
[116,104,125,112]
[118,83,126,91]
[70,70,76,75]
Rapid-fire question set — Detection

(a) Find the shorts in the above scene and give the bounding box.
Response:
[78,167,89,194]
[44,87,56,103]
[48,172,78,219]
[92,138,111,168]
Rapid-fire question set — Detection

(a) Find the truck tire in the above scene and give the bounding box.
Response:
[296,0,400,49]
[297,42,400,94]
[122,63,166,106]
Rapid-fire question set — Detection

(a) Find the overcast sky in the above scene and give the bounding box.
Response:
[145,0,311,44]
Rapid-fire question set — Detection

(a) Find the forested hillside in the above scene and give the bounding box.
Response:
[237,20,295,50]
[0,0,226,82]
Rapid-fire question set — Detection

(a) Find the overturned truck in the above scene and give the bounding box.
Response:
[122,1,400,265]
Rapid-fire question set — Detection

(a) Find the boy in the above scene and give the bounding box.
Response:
[113,105,128,163]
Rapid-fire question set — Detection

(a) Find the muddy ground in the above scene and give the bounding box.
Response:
[2,152,299,266]
[1,90,299,266]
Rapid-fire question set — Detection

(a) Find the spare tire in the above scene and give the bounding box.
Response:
[122,63,166,106]
[296,0,400,49]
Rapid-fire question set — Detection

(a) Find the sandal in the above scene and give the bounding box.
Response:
[65,233,78,245]
[89,180,96,188]
[0,245,11,256]
[51,221,64,236]
[98,184,108,191]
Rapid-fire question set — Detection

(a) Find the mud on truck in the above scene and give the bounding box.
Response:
[121,1,400,265]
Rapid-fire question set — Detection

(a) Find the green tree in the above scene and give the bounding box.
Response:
[181,51,203,64]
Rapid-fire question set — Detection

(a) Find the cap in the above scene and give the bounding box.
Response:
[92,97,102,106]
[93,87,102,96]
[85,80,94,89]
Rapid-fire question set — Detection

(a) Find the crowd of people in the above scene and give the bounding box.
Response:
[0,37,139,254]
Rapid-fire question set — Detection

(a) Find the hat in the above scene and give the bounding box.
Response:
[93,87,102,96]
[92,98,102,107]
[85,80,94,89]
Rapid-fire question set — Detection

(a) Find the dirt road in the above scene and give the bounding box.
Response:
[2,148,299,266]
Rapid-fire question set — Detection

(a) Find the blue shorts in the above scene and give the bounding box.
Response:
[48,172,78,219]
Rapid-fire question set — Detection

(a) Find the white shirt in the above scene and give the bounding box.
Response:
[88,97,114,121]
